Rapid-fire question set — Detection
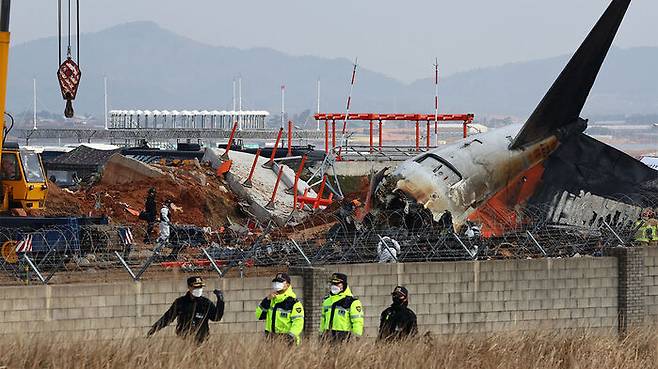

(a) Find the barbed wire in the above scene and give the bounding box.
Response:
[0,195,655,284]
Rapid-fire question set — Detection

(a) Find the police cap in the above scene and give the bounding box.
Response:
[329,272,348,285]
[272,272,291,283]
[187,276,205,288]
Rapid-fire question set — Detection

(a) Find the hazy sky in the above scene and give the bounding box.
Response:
[11,0,658,82]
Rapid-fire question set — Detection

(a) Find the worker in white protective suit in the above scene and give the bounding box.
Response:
[377,236,400,263]
[156,199,173,252]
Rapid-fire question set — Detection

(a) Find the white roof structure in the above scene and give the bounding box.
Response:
[641,156,658,170]
[110,109,269,116]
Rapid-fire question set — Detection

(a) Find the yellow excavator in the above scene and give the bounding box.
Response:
[0,0,48,212]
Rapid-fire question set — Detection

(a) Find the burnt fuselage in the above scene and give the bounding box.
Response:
[380,124,559,228]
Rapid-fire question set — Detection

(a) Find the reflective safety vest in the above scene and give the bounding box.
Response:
[319,287,364,337]
[256,287,304,344]
[635,220,657,243]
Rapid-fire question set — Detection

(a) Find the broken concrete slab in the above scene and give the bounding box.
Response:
[204,149,313,223]
[100,154,166,186]
[272,161,317,198]
[224,172,282,226]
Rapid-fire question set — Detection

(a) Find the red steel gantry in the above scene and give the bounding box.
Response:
[314,113,475,154]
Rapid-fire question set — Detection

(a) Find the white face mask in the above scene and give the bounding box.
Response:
[330,285,342,295]
[272,282,285,291]
[191,288,203,297]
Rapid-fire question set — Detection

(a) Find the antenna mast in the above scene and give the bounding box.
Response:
[336,58,358,159]
[434,58,439,146]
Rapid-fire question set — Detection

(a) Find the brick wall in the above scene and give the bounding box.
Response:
[0,253,646,339]
[317,257,619,336]
[0,276,303,338]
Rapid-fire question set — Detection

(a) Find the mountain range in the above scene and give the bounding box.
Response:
[7,21,658,125]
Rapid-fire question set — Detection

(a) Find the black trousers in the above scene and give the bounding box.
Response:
[144,221,155,242]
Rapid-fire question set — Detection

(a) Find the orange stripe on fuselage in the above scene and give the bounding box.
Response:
[467,163,545,237]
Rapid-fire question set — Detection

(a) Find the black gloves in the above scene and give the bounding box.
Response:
[213,289,224,302]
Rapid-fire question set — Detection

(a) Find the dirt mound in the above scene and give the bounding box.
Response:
[41,158,242,228]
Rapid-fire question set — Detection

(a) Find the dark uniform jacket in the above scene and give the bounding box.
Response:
[149,292,224,343]
[378,303,418,341]
[145,194,157,221]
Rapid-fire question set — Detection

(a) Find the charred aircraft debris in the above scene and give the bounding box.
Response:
[5,0,658,281]
[368,0,657,248]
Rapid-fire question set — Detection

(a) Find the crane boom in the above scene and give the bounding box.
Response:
[0,0,49,212]
[0,0,10,154]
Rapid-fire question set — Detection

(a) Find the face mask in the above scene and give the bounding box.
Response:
[272,282,285,291]
[191,288,203,297]
[392,296,405,305]
[330,285,342,295]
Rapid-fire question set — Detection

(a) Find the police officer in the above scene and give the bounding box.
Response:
[320,273,364,342]
[147,276,224,343]
[255,272,304,345]
[142,188,157,244]
[635,209,658,246]
[378,286,418,341]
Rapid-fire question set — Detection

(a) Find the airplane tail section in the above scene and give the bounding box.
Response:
[509,0,631,150]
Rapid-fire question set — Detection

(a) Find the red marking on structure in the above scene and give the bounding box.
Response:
[263,127,284,168]
[242,148,261,188]
[221,121,239,160]
[292,155,307,210]
[265,166,285,210]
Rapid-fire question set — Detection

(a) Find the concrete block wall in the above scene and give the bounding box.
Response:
[0,252,648,339]
[0,276,303,338]
[320,257,619,337]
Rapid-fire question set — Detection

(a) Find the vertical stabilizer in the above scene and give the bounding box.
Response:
[509,0,631,149]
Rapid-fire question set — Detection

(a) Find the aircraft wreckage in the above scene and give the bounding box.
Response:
[371,0,658,237]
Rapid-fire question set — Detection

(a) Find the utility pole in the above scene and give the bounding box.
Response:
[33,78,37,130]
[104,76,108,130]
[316,79,321,131]
[232,79,236,130]
[238,76,242,130]
[281,84,285,129]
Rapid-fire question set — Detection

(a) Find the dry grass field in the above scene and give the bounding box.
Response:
[1,330,657,369]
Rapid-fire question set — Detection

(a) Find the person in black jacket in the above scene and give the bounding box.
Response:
[147,276,224,343]
[378,286,418,341]
[143,188,157,243]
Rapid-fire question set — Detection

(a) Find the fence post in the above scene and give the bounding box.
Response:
[22,254,46,284]
[202,248,225,277]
